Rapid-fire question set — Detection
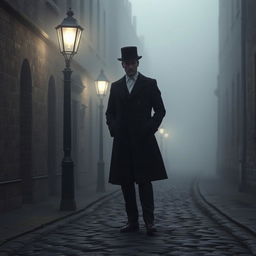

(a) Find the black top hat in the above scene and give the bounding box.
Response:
[118,46,142,61]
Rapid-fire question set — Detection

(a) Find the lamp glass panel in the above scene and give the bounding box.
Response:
[56,27,64,52]
[74,29,82,53]
[96,81,108,95]
[62,27,77,53]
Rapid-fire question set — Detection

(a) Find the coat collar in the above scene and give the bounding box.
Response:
[119,72,147,99]
[125,72,139,84]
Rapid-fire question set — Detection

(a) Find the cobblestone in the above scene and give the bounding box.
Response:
[14,177,252,255]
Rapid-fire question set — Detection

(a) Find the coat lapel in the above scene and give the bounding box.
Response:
[130,73,146,98]
[118,73,147,100]
[119,76,129,99]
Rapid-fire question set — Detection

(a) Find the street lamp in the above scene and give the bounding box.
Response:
[56,9,83,211]
[95,69,109,192]
[56,9,83,66]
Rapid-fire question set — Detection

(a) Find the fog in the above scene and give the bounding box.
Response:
[129,0,219,177]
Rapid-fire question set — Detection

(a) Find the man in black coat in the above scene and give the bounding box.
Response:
[106,46,167,235]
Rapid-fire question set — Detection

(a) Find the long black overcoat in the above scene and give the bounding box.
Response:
[105,73,168,185]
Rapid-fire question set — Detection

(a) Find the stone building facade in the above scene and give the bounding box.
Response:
[218,0,256,191]
[0,0,144,211]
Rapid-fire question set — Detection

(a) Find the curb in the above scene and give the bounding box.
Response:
[192,178,256,256]
[0,189,121,256]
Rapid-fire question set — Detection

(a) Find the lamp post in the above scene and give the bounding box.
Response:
[95,69,109,192]
[56,9,83,211]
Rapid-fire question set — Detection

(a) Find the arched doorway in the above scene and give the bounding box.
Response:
[48,76,57,195]
[20,59,33,203]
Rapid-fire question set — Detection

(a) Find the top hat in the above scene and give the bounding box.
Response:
[118,46,142,61]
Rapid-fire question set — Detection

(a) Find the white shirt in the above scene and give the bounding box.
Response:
[126,72,139,93]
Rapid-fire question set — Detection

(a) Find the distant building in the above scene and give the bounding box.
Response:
[218,0,256,192]
[0,0,144,211]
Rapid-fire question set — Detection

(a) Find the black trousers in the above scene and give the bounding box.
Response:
[121,182,154,225]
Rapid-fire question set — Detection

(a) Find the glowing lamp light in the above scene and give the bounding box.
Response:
[56,9,83,62]
[159,128,165,134]
[164,133,169,138]
[95,70,109,97]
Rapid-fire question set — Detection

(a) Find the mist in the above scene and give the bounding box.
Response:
[129,0,219,177]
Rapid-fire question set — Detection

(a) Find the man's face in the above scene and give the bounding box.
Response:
[122,59,139,77]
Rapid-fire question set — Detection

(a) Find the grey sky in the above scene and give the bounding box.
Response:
[129,0,219,174]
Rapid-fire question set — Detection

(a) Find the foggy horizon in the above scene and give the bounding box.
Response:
[129,0,219,176]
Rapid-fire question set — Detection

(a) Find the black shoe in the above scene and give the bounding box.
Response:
[120,222,139,233]
[145,223,157,236]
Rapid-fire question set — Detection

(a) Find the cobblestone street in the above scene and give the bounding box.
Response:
[15,176,252,256]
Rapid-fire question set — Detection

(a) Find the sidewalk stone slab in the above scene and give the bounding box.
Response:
[0,182,117,245]
[196,175,256,250]
[198,175,256,235]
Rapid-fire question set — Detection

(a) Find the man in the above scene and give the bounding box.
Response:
[106,46,167,236]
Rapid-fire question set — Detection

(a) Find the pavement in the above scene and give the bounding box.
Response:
[197,174,256,233]
[3,177,254,255]
[195,173,256,254]
[0,173,256,255]
[0,181,118,246]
